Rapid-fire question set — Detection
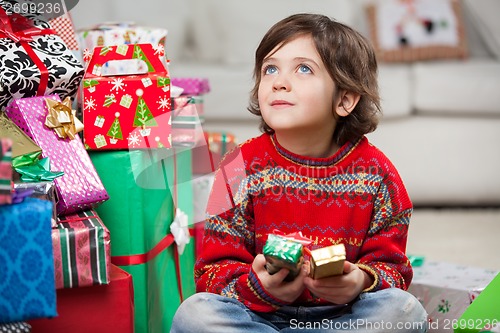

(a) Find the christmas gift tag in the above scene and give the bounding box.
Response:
[82,44,171,150]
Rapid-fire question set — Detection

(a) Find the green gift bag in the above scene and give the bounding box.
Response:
[454,273,500,333]
[90,148,195,333]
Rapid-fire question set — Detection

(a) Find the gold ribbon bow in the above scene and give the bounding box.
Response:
[45,97,84,140]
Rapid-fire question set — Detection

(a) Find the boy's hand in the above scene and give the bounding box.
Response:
[303,261,373,304]
[252,254,307,303]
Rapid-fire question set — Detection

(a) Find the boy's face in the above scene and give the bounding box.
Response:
[258,35,338,139]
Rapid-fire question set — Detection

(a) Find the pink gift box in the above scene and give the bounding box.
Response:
[0,137,13,205]
[171,77,210,96]
[5,95,109,215]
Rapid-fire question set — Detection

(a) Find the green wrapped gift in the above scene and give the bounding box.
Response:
[454,273,500,333]
[89,148,194,333]
[263,233,304,281]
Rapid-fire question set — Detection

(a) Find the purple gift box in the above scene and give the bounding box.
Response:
[171,77,210,96]
[5,95,109,215]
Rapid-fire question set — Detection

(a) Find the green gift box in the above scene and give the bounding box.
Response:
[454,273,500,333]
[89,148,194,333]
[263,233,304,281]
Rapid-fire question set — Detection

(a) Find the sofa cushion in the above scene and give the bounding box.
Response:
[413,59,500,116]
[189,0,354,65]
[378,64,413,118]
[366,0,468,62]
[367,116,500,205]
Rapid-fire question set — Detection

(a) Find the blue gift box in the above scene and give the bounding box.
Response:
[0,197,57,323]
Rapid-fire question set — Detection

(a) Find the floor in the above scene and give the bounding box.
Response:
[406,208,500,271]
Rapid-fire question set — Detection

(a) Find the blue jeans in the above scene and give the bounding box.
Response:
[171,288,428,332]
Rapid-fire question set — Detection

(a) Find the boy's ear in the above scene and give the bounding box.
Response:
[335,90,361,117]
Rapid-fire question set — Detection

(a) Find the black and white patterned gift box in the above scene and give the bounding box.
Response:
[0,322,31,333]
[0,0,83,110]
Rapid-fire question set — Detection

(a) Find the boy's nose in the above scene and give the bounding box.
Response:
[272,75,291,92]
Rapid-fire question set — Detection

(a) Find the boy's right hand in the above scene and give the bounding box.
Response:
[252,254,307,303]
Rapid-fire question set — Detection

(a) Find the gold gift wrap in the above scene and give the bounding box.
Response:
[309,244,346,279]
[0,112,41,157]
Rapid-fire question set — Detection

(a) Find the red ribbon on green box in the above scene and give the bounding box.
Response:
[109,150,191,302]
[90,148,195,333]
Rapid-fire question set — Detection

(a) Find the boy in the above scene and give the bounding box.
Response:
[171,13,427,332]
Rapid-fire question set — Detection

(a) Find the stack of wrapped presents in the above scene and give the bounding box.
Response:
[0,2,205,332]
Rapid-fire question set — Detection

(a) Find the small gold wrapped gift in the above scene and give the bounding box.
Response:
[309,244,346,279]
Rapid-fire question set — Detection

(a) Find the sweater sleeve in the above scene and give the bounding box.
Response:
[194,148,285,312]
[355,163,414,292]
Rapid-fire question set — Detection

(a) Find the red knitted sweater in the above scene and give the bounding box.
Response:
[195,133,413,312]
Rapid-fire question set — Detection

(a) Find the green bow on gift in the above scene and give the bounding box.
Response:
[408,255,425,267]
[13,151,64,182]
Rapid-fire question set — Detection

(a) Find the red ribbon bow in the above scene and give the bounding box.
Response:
[0,8,56,94]
[111,150,191,302]
[0,9,55,42]
[271,229,313,246]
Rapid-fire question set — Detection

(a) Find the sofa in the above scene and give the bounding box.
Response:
[71,0,500,206]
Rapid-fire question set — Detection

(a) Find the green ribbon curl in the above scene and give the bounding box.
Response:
[13,152,64,182]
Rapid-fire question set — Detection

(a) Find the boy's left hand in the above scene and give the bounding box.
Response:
[303,260,373,304]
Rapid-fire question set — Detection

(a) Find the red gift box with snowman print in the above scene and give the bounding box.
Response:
[82,43,171,150]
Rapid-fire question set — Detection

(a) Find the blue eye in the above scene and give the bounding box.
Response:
[298,65,312,74]
[264,65,278,75]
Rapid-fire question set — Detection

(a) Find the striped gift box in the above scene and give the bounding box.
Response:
[0,137,13,205]
[52,210,111,289]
